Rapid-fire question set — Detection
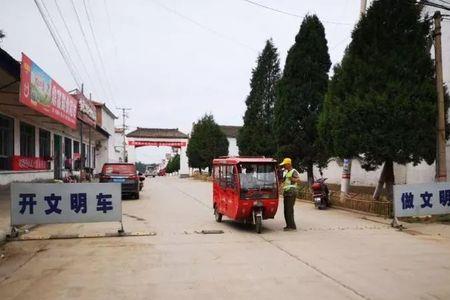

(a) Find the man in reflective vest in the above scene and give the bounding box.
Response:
[280,158,300,231]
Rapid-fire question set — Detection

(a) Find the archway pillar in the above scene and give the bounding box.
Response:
[179,144,189,178]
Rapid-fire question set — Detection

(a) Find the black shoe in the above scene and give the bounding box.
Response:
[283,227,297,231]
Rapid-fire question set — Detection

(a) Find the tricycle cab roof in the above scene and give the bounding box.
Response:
[213,156,277,165]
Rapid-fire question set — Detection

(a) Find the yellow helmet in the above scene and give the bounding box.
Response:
[279,158,292,166]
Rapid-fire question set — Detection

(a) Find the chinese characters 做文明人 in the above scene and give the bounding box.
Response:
[18,193,113,215]
[401,189,450,210]
[401,192,414,209]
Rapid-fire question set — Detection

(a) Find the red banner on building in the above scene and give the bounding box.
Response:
[11,156,49,171]
[128,140,187,148]
[19,53,78,129]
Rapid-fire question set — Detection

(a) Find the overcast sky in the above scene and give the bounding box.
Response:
[1,0,362,163]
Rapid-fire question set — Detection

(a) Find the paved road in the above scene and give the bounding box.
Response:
[0,177,449,300]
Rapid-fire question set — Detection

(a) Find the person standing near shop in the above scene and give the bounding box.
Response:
[279,158,300,231]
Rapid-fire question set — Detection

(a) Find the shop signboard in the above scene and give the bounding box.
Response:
[19,53,78,129]
[74,93,97,127]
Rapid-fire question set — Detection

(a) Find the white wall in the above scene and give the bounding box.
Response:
[94,110,116,173]
[299,159,385,187]
[101,110,115,135]
[228,137,239,156]
[113,132,125,163]
[0,171,53,186]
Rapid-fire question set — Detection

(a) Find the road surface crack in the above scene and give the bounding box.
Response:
[259,235,370,300]
[0,247,47,284]
[174,187,211,209]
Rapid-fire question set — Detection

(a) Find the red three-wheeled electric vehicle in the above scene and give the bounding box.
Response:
[212,157,279,233]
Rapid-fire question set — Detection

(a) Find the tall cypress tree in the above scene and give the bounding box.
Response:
[274,15,331,183]
[238,39,280,157]
[318,0,444,199]
[187,114,229,173]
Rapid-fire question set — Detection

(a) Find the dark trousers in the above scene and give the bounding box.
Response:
[283,189,297,229]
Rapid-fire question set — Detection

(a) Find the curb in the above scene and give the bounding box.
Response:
[0,229,6,245]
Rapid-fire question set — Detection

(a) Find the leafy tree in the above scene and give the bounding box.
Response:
[187,114,229,173]
[135,161,147,174]
[166,154,180,174]
[238,39,280,156]
[274,15,331,183]
[166,158,173,174]
[318,0,444,199]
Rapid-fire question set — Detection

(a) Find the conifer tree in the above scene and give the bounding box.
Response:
[275,15,331,183]
[238,39,280,157]
[318,0,444,199]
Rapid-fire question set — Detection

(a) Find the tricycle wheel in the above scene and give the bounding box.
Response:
[214,207,222,222]
[255,215,262,234]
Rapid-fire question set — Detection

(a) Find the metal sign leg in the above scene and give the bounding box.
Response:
[118,221,125,235]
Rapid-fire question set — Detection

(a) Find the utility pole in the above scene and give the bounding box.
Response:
[360,0,367,16]
[80,84,84,181]
[116,107,131,162]
[340,0,367,202]
[434,11,447,182]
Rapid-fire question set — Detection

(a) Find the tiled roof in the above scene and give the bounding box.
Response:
[219,125,241,138]
[126,127,188,139]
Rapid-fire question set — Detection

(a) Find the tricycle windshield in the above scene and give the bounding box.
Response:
[238,163,277,196]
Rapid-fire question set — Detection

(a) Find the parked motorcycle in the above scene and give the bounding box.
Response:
[311,177,330,209]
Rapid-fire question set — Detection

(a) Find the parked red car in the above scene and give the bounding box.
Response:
[99,163,144,199]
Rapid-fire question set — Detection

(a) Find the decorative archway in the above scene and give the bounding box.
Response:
[126,128,189,177]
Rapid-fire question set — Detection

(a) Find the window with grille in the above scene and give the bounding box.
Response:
[20,122,35,157]
[0,114,14,170]
[39,129,51,158]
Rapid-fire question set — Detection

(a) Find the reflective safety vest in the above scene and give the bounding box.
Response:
[283,169,298,191]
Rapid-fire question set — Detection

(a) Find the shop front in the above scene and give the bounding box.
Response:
[0,50,107,185]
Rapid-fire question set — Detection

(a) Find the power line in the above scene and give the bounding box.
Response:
[421,0,450,10]
[150,0,257,53]
[40,0,84,84]
[103,0,118,59]
[240,0,353,26]
[40,0,82,84]
[34,0,82,88]
[82,0,117,107]
[434,0,450,6]
[53,0,96,95]
[69,0,109,101]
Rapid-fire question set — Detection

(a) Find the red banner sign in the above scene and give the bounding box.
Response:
[128,140,187,148]
[19,53,78,129]
[11,156,49,171]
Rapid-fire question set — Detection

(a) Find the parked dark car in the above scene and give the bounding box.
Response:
[99,163,144,199]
